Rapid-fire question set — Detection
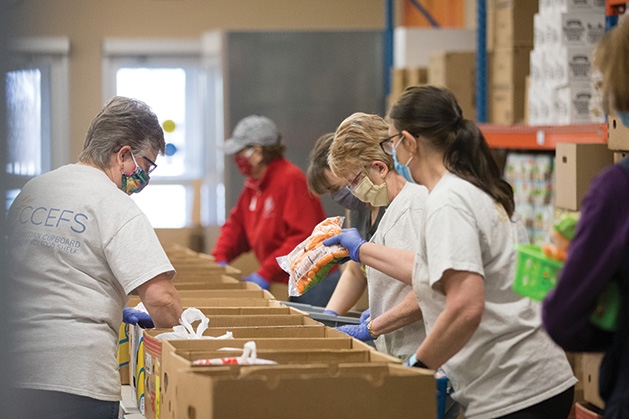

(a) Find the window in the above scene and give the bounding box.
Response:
[5,37,70,208]
[102,38,225,228]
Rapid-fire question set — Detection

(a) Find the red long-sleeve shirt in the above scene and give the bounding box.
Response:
[212,157,326,283]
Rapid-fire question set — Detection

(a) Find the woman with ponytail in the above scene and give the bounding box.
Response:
[325,86,576,419]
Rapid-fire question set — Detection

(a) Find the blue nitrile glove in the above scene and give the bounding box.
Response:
[335,323,374,342]
[217,261,229,267]
[322,309,339,316]
[242,272,270,290]
[359,308,371,323]
[123,307,155,329]
[322,228,366,263]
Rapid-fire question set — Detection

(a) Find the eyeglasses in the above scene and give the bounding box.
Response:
[345,169,366,192]
[142,156,158,174]
[379,133,404,155]
[113,147,158,174]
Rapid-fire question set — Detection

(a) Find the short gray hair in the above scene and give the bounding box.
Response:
[78,96,165,168]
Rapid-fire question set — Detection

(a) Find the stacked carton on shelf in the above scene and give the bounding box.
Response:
[487,0,538,124]
[529,0,606,125]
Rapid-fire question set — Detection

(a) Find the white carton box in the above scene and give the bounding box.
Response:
[560,12,605,47]
[552,45,594,85]
[553,0,592,12]
[553,82,594,125]
[529,49,544,84]
[529,79,554,126]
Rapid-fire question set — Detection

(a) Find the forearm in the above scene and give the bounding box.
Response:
[137,273,183,328]
[358,243,415,285]
[325,261,367,315]
[370,290,422,336]
[415,271,484,369]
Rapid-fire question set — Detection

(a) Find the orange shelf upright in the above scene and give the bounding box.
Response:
[606,0,627,16]
[480,123,609,150]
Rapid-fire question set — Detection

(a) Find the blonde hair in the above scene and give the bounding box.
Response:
[328,112,393,179]
[595,18,629,113]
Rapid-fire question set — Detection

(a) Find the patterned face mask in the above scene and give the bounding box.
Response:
[121,152,150,195]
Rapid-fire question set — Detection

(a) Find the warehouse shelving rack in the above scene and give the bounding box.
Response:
[481,123,608,150]
[476,0,626,150]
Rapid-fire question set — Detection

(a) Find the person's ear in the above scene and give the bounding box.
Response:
[250,145,264,164]
[401,131,417,154]
[371,161,388,180]
[115,145,132,169]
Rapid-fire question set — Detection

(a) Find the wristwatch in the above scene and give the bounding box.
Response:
[407,353,429,369]
[367,321,378,339]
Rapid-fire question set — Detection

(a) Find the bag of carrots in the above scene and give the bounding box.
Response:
[277,216,349,297]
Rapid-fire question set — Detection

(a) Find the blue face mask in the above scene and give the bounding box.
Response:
[121,153,150,195]
[392,147,415,184]
[331,187,365,210]
[617,111,629,128]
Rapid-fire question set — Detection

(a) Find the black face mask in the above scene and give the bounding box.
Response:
[331,187,366,211]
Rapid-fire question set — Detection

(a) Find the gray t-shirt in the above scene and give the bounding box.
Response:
[8,164,175,401]
[413,172,576,419]
[368,182,428,359]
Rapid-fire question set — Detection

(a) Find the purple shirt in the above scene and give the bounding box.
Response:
[542,162,629,351]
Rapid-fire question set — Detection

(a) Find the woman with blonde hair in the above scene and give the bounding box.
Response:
[326,86,576,418]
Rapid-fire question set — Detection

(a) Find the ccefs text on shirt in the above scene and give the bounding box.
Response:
[18,205,88,234]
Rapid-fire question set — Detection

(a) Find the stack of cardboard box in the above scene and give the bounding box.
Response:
[120,245,437,419]
[529,0,606,125]
[487,0,539,124]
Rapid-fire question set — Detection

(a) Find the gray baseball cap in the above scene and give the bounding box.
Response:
[223,115,280,155]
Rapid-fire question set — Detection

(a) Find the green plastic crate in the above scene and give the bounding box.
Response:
[513,244,564,301]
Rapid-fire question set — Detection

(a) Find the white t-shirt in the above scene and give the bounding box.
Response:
[368,182,427,360]
[412,172,576,419]
[8,164,175,401]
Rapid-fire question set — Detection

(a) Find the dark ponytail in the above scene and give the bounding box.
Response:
[446,119,514,217]
[388,85,515,217]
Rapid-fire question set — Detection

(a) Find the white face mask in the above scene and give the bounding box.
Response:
[350,173,390,207]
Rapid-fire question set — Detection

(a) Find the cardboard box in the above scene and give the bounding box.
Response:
[559,12,605,47]
[566,352,585,401]
[582,352,605,409]
[553,82,595,125]
[127,295,281,311]
[575,401,604,419]
[174,288,275,300]
[614,152,628,163]
[551,46,594,85]
[172,265,241,282]
[554,143,614,210]
[490,0,538,50]
[490,46,532,124]
[405,67,427,87]
[608,112,629,151]
[428,51,476,121]
[162,363,435,419]
[173,280,259,291]
[118,323,131,385]
[159,339,417,419]
[143,335,369,419]
[554,0,601,12]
